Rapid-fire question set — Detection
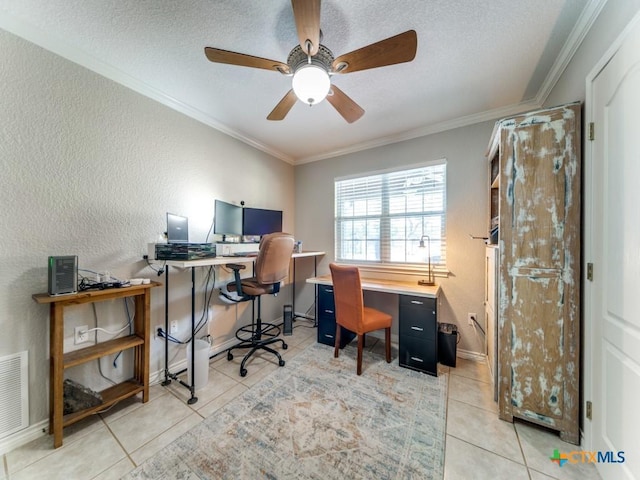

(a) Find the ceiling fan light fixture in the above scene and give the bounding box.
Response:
[292,64,330,106]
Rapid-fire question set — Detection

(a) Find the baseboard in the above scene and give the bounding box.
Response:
[0,419,48,456]
[456,348,486,363]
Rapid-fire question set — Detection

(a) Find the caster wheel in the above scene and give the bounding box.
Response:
[240,368,248,377]
[279,359,285,367]
[227,351,233,361]
[282,343,288,350]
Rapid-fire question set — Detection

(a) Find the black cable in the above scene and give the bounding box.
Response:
[205,218,215,243]
[144,257,166,276]
[471,317,485,336]
[157,267,215,344]
[156,328,186,344]
[193,265,217,338]
[78,273,100,291]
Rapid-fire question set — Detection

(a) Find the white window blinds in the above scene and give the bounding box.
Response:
[335,162,446,265]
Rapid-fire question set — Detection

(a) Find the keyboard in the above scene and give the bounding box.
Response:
[231,251,258,257]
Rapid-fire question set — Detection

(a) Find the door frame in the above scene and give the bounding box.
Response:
[583,9,640,450]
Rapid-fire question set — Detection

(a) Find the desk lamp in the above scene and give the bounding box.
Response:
[418,235,435,286]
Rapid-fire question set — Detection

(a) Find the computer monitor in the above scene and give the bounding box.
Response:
[166,213,189,244]
[213,200,243,238]
[242,207,283,236]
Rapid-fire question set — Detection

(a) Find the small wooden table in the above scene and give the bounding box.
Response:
[33,282,160,448]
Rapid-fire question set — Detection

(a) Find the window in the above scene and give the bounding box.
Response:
[335,162,446,267]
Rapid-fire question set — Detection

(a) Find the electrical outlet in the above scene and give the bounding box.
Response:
[170,320,178,334]
[468,313,477,326]
[155,325,163,338]
[74,325,89,344]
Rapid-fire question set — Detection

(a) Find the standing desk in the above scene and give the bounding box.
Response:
[162,251,324,404]
[306,274,441,376]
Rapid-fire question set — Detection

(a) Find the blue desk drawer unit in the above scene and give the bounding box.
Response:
[317,284,356,348]
[399,295,438,376]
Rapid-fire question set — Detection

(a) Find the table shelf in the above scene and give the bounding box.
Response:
[62,379,144,427]
[63,335,144,369]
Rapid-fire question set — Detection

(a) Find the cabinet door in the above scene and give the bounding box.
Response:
[399,336,438,374]
[498,103,580,442]
[399,296,437,340]
[316,284,355,348]
[317,284,335,316]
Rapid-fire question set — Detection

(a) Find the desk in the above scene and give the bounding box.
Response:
[306,275,441,376]
[162,251,324,404]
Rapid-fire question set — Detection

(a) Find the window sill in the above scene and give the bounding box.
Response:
[335,262,449,282]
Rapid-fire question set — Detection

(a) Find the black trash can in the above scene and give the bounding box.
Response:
[438,322,458,367]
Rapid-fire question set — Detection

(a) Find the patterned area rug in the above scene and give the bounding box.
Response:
[126,342,447,479]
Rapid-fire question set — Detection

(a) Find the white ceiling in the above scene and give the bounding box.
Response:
[0,0,604,164]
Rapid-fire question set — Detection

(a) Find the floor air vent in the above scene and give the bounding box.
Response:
[0,351,29,439]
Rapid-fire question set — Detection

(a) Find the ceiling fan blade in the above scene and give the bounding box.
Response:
[267,90,298,121]
[204,47,290,74]
[326,85,364,123]
[291,0,321,56]
[332,30,417,74]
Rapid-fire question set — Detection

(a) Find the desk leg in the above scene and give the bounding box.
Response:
[161,265,171,386]
[187,267,198,405]
[291,257,297,319]
[292,256,317,323]
[312,257,317,326]
[161,265,199,404]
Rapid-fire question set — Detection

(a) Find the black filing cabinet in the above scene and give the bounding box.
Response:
[398,295,438,376]
[317,284,356,348]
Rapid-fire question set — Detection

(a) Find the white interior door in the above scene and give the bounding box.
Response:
[588,15,640,480]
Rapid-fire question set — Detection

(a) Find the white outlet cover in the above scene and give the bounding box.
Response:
[74,325,88,344]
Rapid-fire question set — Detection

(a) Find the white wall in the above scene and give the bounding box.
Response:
[0,28,294,439]
[294,121,494,355]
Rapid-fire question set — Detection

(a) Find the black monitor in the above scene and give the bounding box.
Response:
[166,213,189,244]
[242,207,283,236]
[213,200,243,238]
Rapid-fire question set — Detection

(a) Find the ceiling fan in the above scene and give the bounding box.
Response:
[204,0,417,123]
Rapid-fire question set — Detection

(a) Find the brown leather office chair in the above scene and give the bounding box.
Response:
[329,263,392,375]
[225,233,295,377]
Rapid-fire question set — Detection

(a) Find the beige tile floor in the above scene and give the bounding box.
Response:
[2,323,601,480]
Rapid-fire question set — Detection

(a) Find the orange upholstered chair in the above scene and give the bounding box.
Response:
[329,263,392,375]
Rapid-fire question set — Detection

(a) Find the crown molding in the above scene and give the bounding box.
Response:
[294,99,542,165]
[534,0,608,105]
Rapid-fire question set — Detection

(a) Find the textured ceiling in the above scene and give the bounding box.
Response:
[0,0,603,164]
